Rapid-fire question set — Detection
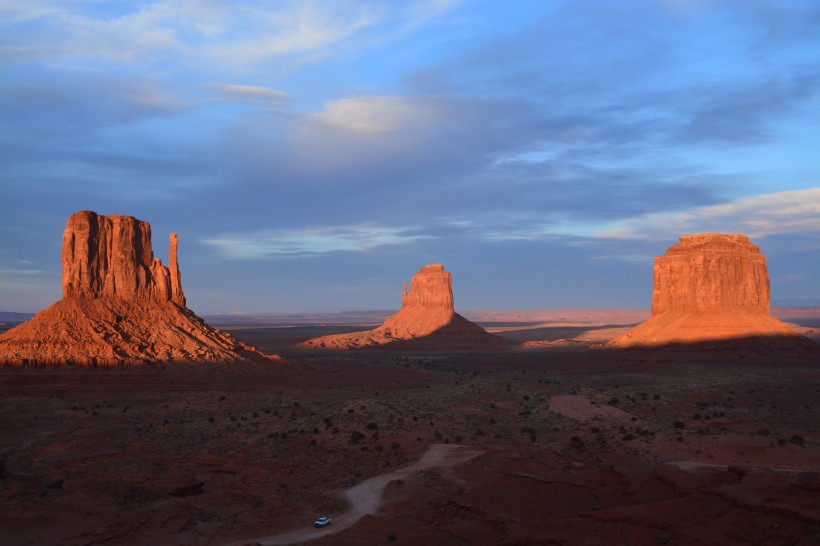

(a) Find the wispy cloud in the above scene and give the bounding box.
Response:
[309,95,439,133]
[0,1,460,68]
[597,188,820,240]
[203,225,433,259]
[211,84,289,106]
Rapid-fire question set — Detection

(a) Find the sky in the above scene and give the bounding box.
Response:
[1,0,819,314]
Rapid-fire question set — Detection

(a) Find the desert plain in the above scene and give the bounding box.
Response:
[2,308,819,546]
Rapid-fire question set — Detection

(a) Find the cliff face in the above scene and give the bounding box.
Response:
[401,264,454,310]
[651,234,768,315]
[1,210,273,365]
[61,210,185,306]
[607,234,812,349]
[301,264,508,350]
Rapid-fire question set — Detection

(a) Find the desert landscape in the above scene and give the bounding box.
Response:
[3,4,819,545]
[1,213,819,545]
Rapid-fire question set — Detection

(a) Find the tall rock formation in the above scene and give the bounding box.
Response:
[0,211,275,365]
[650,234,768,315]
[301,264,508,350]
[61,210,186,305]
[607,234,814,349]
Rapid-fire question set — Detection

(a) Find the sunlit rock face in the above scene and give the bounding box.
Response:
[400,264,454,310]
[651,234,769,315]
[381,264,456,339]
[607,234,813,349]
[62,210,185,306]
[0,210,275,365]
[301,264,508,350]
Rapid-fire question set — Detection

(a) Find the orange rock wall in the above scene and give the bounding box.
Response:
[62,210,185,305]
[401,264,454,311]
[651,234,769,315]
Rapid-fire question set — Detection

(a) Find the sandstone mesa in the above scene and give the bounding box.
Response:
[301,264,509,350]
[607,234,814,349]
[0,210,275,365]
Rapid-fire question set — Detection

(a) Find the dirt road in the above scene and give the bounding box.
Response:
[226,443,484,546]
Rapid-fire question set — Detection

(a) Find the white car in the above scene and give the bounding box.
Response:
[313,516,331,528]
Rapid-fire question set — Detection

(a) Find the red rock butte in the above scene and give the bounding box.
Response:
[607,233,814,349]
[0,210,276,365]
[301,264,508,350]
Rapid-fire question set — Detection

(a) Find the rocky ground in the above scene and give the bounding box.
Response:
[0,321,818,545]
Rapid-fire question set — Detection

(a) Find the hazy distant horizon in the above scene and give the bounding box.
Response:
[2,1,818,314]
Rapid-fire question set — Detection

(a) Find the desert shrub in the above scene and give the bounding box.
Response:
[520,426,536,435]
[309,439,317,446]
[590,426,600,434]
[757,429,770,436]
[673,421,685,429]
[475,429,485,436]
[622,433,635,441]
[208,416,215,423]
[608,398,619,406]
[218,396,225,401]
[454,435,463,443]
[391,442,400,450]
[692,413,703,420]
[350,431,365,444]
[366,422,378,430]
[789,435,806,446]
[387,532,397,542]
[570,436,585,449]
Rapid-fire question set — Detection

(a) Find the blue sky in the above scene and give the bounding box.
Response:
[1,0,818,314]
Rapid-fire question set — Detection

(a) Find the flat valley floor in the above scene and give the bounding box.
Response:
[1,317,819,545]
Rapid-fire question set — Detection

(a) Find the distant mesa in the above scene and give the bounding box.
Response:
[301,264,509,350]
[0,210,277,365]
[607,234,816,350]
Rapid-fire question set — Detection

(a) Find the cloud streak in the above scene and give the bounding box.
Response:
[203,225,433,259]
[597,188,820,241]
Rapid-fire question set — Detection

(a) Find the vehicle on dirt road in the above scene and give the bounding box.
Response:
[313,517,331,528]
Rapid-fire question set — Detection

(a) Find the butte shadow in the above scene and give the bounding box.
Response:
[0,210,280,365]
[299,264,511,351]
[605,233,817,357]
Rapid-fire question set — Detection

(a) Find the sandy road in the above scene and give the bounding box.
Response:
[225,443,484,546]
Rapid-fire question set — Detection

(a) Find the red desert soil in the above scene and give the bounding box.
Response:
[1,323,818,545]
[227,443,484,546]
